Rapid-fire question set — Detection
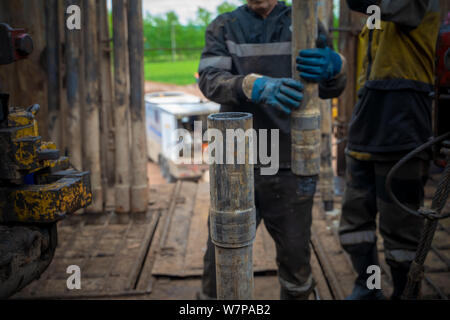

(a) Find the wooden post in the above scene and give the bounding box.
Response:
[65,0,83,171]
[291,0,321,177]
[45,0,61,147]
[97,0,116,210]
[112,0,131,213]
[127,0,148,213]
[83,0,103,213]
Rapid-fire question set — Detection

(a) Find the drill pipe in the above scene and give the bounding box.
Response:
[207,112,256,300]
[291,0,321,176]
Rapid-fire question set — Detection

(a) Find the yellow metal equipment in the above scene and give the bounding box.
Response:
[0,103,92,223]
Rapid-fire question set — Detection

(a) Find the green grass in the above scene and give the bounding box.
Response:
[145,59,199,85]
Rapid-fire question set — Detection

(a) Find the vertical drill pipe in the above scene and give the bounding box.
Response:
[207,112,256,300]
[45,0,61,147]
[318,0,334,211]
[97,0,116,209]
[127,0,149,213]
[291,0,321,176]
[83,0,103,213]
[112,0,131,213]
[320,100,334,210]
[65,0,83,171]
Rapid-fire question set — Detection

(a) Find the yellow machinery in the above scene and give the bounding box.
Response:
[0,23,92,298]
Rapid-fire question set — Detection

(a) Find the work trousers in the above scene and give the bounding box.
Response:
[339,155,429,269]
[202,169,317,298]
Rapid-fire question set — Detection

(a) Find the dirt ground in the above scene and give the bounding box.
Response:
[145,81,206,100]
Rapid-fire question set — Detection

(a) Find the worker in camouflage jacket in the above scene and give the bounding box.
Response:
[340,0,441,300]
[197,0,347,300]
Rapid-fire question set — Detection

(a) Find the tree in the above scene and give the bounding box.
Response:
[196,7,213,27]
[217,2,238,15]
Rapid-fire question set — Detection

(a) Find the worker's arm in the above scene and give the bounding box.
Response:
[198,16,246,106]
[346,0,434,30]
[199,16,304,114]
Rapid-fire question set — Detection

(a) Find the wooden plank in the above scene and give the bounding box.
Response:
[310,247,333,300]
[125,210,161,290]
[14,209,160,299]
[135,185,181,292]
[152,182,198,275]
[184,182,210,276]
[254,222,277,272]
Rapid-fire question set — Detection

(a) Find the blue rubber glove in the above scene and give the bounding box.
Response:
[251,77,303,115]
[296,46,342,83]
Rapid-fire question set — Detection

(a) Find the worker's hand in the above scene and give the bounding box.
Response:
[296,47,342,83]
[251,77,303,115]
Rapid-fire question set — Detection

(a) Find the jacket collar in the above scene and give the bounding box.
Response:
[243,1,288,20]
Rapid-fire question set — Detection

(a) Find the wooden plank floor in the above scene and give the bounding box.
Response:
[151,182,277,277]
[12,175,450,300]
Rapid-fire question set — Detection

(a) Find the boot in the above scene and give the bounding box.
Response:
[390,266,420,300]
[280,287,314,300]
[346,243,386,300]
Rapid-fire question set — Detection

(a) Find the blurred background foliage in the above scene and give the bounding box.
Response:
[109,0,339,85]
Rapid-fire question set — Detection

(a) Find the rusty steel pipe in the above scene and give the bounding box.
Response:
[65,0,83,171]
[291,0,321,176]
[207,112,256,300]
[112,0,131,213]
[83,0,103,213]
[318,1,335,211]
[127,0,149,213]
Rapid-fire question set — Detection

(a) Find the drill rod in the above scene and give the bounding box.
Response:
[207,112,256,300]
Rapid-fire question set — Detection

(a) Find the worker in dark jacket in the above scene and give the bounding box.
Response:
[339,0,440,300]
[198,0,347,300]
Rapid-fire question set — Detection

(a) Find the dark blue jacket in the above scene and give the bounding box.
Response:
[198,2,346,166]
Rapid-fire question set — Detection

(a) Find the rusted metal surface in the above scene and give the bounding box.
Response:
[0,106,92,224]
[127,0,148,213]
[0,1,49,140]
[0,224,57,298]
[82,0,103,213]
[291,0,321,176]
[208,112,256,300]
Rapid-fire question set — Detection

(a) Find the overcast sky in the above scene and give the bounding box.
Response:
[108,1,338,25]
[142,0,244,24]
